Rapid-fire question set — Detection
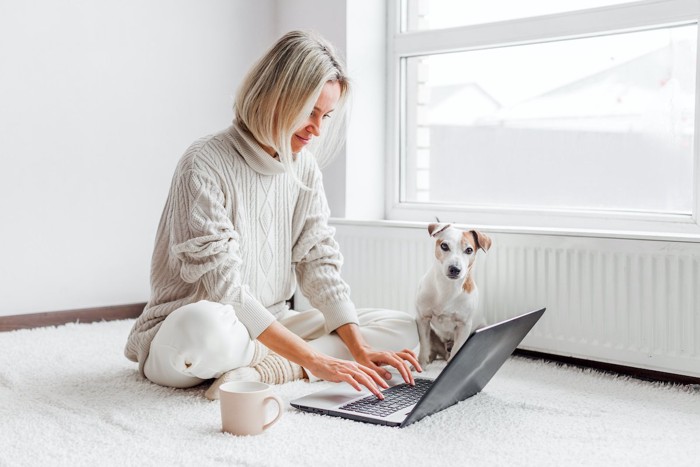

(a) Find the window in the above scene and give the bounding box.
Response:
[404,0,642,31]
[387,0,700,237]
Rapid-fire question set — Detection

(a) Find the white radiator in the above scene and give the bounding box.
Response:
[324,221,700,378]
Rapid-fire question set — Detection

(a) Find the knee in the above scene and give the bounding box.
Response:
[163,300,239,343]
[359,308,417,328]
[151,300,253,379]
[357,308,419,347]
[384,310,419,344]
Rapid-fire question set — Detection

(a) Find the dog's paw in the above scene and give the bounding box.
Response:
[418,354,430,368]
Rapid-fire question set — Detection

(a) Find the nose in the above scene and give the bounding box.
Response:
[306,116,322,137]
[448,265,461,277]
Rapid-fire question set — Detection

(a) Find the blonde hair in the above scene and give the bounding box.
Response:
[235,30,351,180]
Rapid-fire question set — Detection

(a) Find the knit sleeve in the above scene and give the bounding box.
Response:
[292,165,358,333]
[170,164,276,338]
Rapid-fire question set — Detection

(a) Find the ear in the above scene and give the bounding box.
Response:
[428,223,451,237]
[470,230,492,252]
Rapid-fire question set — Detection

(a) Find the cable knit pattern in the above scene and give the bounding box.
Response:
[124,122,358,375]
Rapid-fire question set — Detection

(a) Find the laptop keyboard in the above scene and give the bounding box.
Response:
[339,378,433,418]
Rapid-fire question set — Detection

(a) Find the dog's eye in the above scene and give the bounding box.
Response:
[465,247,474,255]
[440,243,450,252]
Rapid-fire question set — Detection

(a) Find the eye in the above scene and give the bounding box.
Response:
[310,110,332,120]
[440,243,450,252]
[465,247,474,255]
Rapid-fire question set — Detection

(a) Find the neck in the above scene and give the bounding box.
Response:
[261,144,278,158]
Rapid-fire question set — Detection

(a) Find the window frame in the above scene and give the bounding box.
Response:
[385,0,700,241]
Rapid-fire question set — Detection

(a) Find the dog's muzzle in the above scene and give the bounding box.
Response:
[447,265,462,279]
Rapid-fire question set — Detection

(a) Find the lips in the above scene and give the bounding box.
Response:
[295,134,311,145]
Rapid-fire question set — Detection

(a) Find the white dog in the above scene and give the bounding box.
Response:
[416,223,492,366]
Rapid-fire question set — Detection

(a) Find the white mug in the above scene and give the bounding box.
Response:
[219,381,284,436]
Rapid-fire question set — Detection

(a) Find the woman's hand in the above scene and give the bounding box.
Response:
[305,355,391,399]
[258,322,423,399]
[352,347,422,386]
[335,323,423,387]
[257,322,392,398]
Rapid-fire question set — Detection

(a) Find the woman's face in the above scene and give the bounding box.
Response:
[291,80,341,154]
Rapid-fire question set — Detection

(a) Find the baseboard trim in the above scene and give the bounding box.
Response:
[514,349,700,386]
[0,303,146,332]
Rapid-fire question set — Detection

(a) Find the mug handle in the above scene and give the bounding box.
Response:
[262,395,284,431]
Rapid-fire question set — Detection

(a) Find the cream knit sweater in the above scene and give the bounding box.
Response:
[124,122,358,375]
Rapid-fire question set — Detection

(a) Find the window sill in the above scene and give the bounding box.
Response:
[332,214,700,243]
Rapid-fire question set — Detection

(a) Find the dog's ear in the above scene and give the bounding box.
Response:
[428,223,451,237]
[470,230,492,251]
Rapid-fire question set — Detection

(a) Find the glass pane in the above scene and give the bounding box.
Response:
[402,25,697,214]
[405,0,643,31]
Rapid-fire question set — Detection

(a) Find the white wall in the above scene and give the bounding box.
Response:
[345,0,387,220]
[0,0,382,317]
[0,0,276,315]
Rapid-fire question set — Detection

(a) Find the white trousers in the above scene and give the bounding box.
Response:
[144,300,419,388]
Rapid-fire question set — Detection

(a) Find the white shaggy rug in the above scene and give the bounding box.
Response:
[1,319,699,467]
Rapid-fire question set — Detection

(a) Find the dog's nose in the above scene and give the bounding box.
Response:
[448,265,461,278]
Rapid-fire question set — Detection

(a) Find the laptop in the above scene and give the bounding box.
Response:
[290,307,545,427]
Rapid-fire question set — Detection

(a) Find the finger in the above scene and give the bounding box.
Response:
[398,350,423,373]
[370,352,410,383]
[397,348,420,364]
[376,364,393,380]
[341,372,363,392]
[367,361,393,381]
[391,349,421,373]
[354,364,386,390]
[400,359,415,385]
[360,364,390,388]
[383,354,414,385]
[352,370,384,399]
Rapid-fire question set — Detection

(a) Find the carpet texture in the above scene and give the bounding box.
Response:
[1,319,699,467]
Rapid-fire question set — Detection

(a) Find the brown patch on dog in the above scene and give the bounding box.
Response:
[470,230,492,251]
[434,239,446,260]
[461,231,487,294]
[461,229,492,252]
[463,274,475,293]
[461,231,477,253]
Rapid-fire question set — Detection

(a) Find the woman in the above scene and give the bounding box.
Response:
[124,30,421,400]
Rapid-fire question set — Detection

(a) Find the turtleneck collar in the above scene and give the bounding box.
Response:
[227,121,287,175]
